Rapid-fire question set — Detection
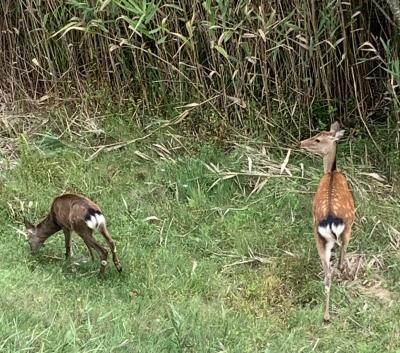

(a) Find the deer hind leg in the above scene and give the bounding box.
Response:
[79,230,109,275]
[82,239,95,261]
[64,228,96,261]
[63,229,72,259]
[316,234,335,322]
[98,225,122,273]
[338,226,351,272]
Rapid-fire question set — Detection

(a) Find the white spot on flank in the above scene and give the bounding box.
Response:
[101,260,107,266]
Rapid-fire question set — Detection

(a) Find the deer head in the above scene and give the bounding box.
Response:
[24,219,44,252]
[300,122,345,157]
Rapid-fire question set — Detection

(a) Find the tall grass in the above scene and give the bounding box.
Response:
[1,0,399,139]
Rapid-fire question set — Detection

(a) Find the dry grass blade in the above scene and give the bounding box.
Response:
[212,249,274,271]
[247,177,269,198]
[207,145,299,193]
[134,150,153,161]
[86,130,158,161]
[387,225,400,251]
[280,148,292,176]
[204,162,220,173]
[223,256,272,269]
[151,143,176,163]
[359,172,387,183]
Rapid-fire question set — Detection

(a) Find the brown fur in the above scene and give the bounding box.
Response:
[52,194,101,231]
[313,172,355,228]
[24,193,122,275]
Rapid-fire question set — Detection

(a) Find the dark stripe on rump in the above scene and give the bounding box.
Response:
[318,214,344,228]
[84,208,102,221]
[318,214,345,240]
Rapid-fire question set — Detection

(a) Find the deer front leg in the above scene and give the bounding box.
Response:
[63,229,72,259]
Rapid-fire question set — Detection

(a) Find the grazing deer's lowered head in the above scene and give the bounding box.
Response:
[24,215,59,253]
[23,193,122,275]
[300,122,355,322]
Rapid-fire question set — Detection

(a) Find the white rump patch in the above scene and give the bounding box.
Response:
[86,213,106,230]
[95,213,106,227]
[318,222,345,245]
[86,216,96,229]
[331,223,345,237]
[318,225,334,241]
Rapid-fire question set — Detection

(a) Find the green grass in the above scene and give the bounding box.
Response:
[0,128,400,352]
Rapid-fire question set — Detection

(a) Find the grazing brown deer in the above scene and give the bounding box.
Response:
[300,122,355,322]
[24,193,122,275]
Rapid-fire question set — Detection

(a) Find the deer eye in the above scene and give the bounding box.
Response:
[315,139,320,143]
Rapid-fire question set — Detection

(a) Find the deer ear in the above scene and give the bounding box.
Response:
[23,218,34,229]
[330,121,340,133]
[333,129,345,141]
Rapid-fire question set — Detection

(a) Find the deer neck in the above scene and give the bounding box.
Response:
[36,214,60,242]
[323,143,337,174]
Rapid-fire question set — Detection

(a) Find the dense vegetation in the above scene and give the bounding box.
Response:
[1,1,400,138]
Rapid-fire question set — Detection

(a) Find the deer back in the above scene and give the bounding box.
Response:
[313,171,355,227]
[51,194,104,231]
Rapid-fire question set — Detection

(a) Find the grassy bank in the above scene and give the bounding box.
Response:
[0,120,399,352]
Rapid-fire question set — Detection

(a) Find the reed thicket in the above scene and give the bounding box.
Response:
[1,0,399,141]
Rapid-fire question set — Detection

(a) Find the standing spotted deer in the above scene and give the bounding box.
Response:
[24,193,122,275]
[300,122,355,322]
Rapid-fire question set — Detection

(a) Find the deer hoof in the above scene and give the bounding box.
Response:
[323,313,331,323]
